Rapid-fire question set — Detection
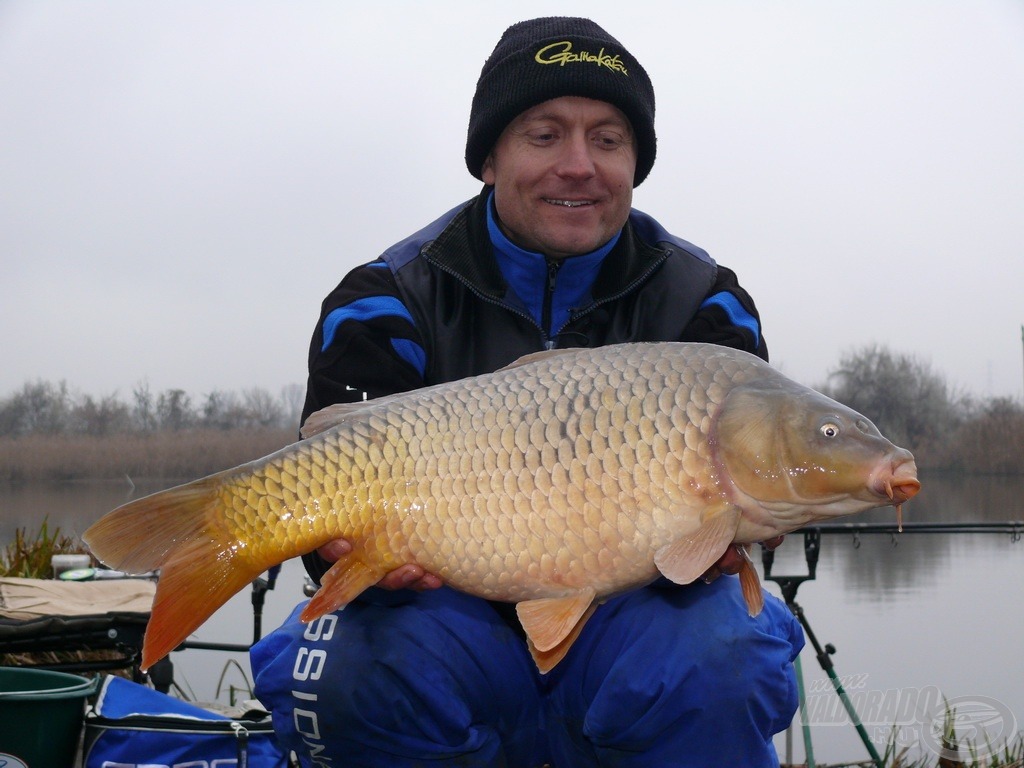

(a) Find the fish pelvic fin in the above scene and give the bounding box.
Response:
[527,603,598,674]
[83,475,268,671]
[737,545,765,617]
[299,551,384,622]
[516,587,597,672]
[654,506,741,585]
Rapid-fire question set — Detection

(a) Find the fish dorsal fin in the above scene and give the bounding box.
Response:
[301,386,429,438]
[654,506,741,585]
[299,551,385,622]
[516,586,597,659]
[527,603,598,674]
[737,547,765,617]
[300,402,373,439]
[496,348,581,372]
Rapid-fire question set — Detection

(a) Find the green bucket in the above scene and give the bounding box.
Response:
[0,667,97,767]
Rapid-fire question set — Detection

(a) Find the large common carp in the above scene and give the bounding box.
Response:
[84,342,920,672]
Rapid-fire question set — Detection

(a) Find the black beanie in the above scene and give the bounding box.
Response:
[466,17,657,186]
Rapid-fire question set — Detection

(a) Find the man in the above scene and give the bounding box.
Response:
[252,17,804,767]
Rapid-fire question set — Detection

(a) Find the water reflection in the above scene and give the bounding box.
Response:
[765,472,1024,601]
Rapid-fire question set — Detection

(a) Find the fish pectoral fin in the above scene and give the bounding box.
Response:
[299,551,384,622]
[737,546,765,617]
[654,506,741,585]
[516,587,597,656]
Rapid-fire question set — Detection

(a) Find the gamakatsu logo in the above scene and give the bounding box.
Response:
[535,41,629,76]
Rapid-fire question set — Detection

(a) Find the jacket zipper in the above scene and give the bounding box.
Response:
[426,243,669,352]
[541,259,562,350]
[426,258,550,350]
[566,249,670,327]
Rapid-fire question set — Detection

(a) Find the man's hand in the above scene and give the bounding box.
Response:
[316,539,443,591]
[701,536,785,583]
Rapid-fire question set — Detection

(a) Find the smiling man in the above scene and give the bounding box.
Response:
[482,97,636,258]
[252,17,804,768]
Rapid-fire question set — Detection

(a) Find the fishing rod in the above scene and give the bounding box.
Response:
[801,520,1023,539]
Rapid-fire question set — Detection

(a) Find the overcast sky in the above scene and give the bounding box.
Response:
[2,1,1022,407]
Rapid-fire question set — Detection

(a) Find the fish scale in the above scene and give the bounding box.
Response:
[84,341,920,672]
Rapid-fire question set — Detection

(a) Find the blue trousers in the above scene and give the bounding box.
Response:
[251,576,803,767]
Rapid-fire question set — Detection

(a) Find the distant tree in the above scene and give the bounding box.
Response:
[0,379,305,437]
[242,387,282,428]
[0,380,72,436]
[944,397,1024,473]
[200,390,241,429]
[132,381,158,433]
[280,383,304,430]
[0,394,20,436]
[156,388,194,431]
[71,393,132,435]
[822,345,962,455]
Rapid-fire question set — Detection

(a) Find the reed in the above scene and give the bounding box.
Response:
[780,722,1023,767]
[0,427,294,483]
[0,516,88,578]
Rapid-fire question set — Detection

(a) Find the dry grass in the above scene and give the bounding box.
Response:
[0,428,295,483]
[782,719,1024,768]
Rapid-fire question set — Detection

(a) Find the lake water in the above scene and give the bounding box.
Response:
[1,473,1021,765]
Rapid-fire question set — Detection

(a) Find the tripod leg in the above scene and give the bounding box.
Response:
[794,653,816,767]
[792,601,883,768]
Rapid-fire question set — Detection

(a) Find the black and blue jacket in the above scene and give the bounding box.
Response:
[300,187,767,584]
[301,187,766,424]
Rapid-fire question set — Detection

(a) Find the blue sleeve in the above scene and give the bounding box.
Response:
[681,265,768,361]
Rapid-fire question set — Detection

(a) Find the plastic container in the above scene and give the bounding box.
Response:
[51,553,92,578]
[0,667,97,767]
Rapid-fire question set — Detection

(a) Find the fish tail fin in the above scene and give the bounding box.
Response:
[142,536,258,670]
[83,475,265,671]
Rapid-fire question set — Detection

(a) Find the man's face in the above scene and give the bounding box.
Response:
[481,96,637,259]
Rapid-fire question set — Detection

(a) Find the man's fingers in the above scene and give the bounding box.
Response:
[377,564,443,591]
[715,544,748,576]
[316,538,353,562]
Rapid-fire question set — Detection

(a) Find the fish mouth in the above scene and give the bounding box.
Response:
[880,460,921,507]
[871,454,921,531]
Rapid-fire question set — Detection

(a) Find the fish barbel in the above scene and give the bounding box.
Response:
[84,342,920,672]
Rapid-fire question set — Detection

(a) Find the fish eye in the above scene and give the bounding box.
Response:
[819,421,840,438]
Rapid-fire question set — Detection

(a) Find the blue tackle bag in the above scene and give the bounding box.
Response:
[83,675,292,767]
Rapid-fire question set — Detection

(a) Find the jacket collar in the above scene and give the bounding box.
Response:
[422,187,670,306]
